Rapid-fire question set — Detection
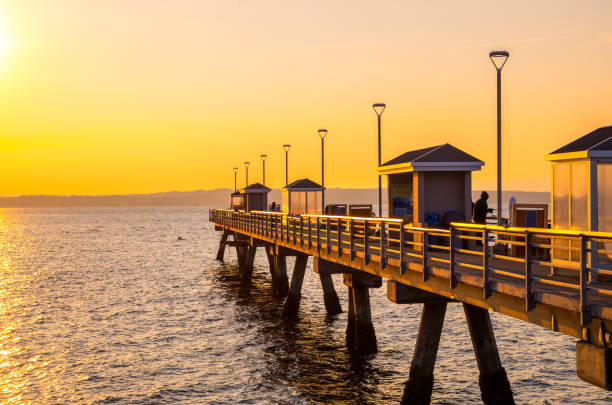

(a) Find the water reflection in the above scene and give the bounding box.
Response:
[213,261,399,404]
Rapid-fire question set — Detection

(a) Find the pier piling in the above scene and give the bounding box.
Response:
[344,273,381,354]
[319,273,342,315]
[463,303,515,405]
[273,254,289,298]
[241,246,257,282]
[283,254,309,317]
[346,286,355,349]
[401,302,447,405]
[216,230,230,261]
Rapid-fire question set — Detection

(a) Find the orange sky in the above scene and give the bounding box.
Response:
[0,0,611,195]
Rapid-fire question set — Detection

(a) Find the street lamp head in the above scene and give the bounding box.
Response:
[233,167,238,172]
[372,103,386,116]
[489,50,509,70]
[260,154,267,160]
[317,128,328,139]
[244,161,250,167]
[283,144,291,152]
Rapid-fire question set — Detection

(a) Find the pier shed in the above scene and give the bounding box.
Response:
[230,191,243,210]
[282,178,324,215]
[547,125,612,264]
[240,183,272,212]
[378,143,484,227]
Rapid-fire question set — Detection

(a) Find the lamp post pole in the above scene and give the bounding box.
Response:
[233,167,238,192]
[318,129,328,211]
[244,161,250,187]
[283,144,291,186]
[373,103,386,217]
[260,154,267,186]
[489,51,509,226]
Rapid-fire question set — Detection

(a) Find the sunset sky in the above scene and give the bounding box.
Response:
[0,0,611,195]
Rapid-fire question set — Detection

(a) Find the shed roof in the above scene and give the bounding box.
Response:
[239,182,272,194]
[378,143,484,174]
[283,178,324,191]
[548,126,612,160]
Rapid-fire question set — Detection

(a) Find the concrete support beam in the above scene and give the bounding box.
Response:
[346,286,355,349]
[576,341,612,390]
[401,302,447,405]
[236,245,248,270]
[216,230,229,261]
[352,284,377,354]
[319,272,342,315]
[463,303,515,405]
[241,246,257,283]
[314,257,356,275]
[388,280,452,304]
[283,254,309,317]
[273,254,289,298]
[343,272,382,289]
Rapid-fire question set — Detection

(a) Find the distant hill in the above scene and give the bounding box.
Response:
[0,188,549,208]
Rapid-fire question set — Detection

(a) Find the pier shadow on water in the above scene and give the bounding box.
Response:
[212,259,400,405]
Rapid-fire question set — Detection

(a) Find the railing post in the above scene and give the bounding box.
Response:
[300,216,304,247]
[364,221,370,265]
[399,223,406,274]
[326,217,331,254]
[337,218,342,257]
[524,232,534,311]
[422,230,429,281]
[316,217,321,253]
[580,235,590,326]
[308,217,312,249]
[449,227,456,289]
[482,229,490,299]
[349,219,355,261]
[380,221,386,269]
[293,217,297,245]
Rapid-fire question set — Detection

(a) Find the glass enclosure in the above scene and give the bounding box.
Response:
[598,162,612,264]
[283,190,323,215]
[553,162,589,262]
[231,194,243,209]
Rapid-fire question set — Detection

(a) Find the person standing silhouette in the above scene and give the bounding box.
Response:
[473,191,493,225]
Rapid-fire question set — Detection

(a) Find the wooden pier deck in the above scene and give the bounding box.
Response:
[209,208,612,403]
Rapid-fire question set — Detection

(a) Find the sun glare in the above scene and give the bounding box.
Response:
[0,23,15,69]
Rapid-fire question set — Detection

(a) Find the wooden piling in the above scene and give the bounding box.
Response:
[283,254,309,317]
[463,303,515,405]
[319,272,342,315]
[401,302,447,405]
[216,230,229,261]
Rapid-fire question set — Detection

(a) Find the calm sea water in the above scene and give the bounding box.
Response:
[0,207,609,404]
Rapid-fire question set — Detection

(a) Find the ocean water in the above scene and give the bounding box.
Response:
[0,206,609,404]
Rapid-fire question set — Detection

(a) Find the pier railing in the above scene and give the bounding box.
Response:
[209,209,612,324]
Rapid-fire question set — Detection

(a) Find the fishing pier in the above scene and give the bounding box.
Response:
[210,128,612,404]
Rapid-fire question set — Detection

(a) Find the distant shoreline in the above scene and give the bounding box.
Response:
[0,189,549,208]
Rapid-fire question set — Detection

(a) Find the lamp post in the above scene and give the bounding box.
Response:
[318,129,328,211]
[283,144,291,186]
[489,50,509,226]
[373,103,386,217]
[233,167,238,192]
[260,154,267,186]
[244,161,250,187]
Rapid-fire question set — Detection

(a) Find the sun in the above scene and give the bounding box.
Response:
[0,23,15,69]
